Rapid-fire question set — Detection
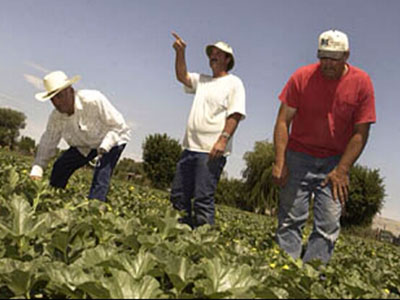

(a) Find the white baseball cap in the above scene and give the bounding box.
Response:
[206,41,235,71]
[317,29,349,59]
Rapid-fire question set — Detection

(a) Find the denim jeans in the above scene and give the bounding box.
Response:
[170,150,226,228]
[275,150,342,264]
[50,144,125,201]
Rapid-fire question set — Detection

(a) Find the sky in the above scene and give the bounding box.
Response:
[0,0,399,220]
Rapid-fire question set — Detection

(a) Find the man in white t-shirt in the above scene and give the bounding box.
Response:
[170,32,246,228]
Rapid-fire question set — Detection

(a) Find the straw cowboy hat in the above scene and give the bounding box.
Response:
[35,71,81,101]
[206,41,235,71]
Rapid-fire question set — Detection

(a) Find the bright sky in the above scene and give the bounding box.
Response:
[1,0,399,220]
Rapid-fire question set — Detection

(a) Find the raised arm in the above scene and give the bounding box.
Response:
[172,32,192,88]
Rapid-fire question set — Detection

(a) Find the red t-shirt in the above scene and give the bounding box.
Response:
[279,63,376,158]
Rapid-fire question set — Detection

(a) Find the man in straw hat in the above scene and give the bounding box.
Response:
[30,71,130,203]
[170,32,246,228]
[272,29,376,264]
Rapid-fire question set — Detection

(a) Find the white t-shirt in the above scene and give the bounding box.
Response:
[183,73,246,155]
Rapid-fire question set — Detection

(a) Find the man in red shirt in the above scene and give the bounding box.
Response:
[272,29,376,264]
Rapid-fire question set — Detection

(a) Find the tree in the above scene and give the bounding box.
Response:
[0,108,26,149]
[215,177,248,211]
[18,136,36,155]
[242,140,280,215]
[114,157,147,184]
[341,164,386,228]
[142,133,182,189]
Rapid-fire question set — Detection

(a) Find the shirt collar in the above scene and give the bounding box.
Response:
[75,92,83,111]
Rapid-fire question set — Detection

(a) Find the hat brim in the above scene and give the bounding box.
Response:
[317,50,346,60]
[206,45,235,71]
[35,75,81,102]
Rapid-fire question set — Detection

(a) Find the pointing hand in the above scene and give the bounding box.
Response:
[172,32,186,52]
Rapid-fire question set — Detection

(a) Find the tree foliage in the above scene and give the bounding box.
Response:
[215,178,248,210]
[242,140,279,215]
[0,108,26,149]
[341,164,386,228]
[18,136,36,155]
[114,157,147,185]
[142,133,182,189]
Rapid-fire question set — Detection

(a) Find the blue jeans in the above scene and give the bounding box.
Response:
[170,150,226,228]
[275,150,342,264]
[50,144,125,201]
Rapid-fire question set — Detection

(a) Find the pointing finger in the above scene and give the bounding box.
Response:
[172,32,182,41]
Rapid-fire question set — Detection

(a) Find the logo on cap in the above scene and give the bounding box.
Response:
[320,38,330,46]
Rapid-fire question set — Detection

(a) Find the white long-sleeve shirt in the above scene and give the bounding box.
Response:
[30,89,130,177]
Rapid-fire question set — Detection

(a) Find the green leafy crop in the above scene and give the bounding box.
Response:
[0,149,398,299]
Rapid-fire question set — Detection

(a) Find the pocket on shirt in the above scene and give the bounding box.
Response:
[205,97,228,118]
[330,98,357,135]
[333,99,357,121]
[78,121,102,137]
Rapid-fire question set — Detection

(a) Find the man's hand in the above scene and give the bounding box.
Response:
[30,175,42,181]
[97,147,107,156]
[321,167,349,207]
[172,32,186,52]
[272,162,289,187]
[209,137,227,160]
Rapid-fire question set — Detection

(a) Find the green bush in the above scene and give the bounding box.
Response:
[114,157,148,185]
[215,177,248,210]
[341,164,385,228]
[242,140,279,215]
[18,135,36,155]
[142,133,182,190]
[0,107,26,149]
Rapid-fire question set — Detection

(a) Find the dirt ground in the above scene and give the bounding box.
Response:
[372,216,400,236]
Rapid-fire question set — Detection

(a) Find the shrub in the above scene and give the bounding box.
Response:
[242,140,279,215]
[341,164,385,228]
[142,133,182,189]
[215,177,248,210]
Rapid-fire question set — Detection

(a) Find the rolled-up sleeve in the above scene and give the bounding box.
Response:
[30,111,62,177]
[227,77,246,120]
[97,93,130,152]
[183,73,200,94]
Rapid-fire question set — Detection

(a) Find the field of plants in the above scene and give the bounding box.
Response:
[0,149,399,299]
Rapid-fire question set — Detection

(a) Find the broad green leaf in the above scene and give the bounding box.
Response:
[199,258,259,296]
[45,262,95,294]
[78,282,111,299]
[50,231,69,256]
[165,256,193,293]
[0,258,46,298]
[74,244,116,268]
[105,270,162,299]
[8,166,19,192]
[11,196,33,237]
[137,233,162,247]
[0,196,47,239]
[311,282,330,299]
[4,269,32,297]
[116,248,157,280]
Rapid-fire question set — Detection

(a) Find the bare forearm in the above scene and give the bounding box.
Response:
[175,51,189,85]
[337,131,369,173]
[274,121,289,165]
[209,114,242,159]
[324,124,370,205]
[221,113,241,137]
